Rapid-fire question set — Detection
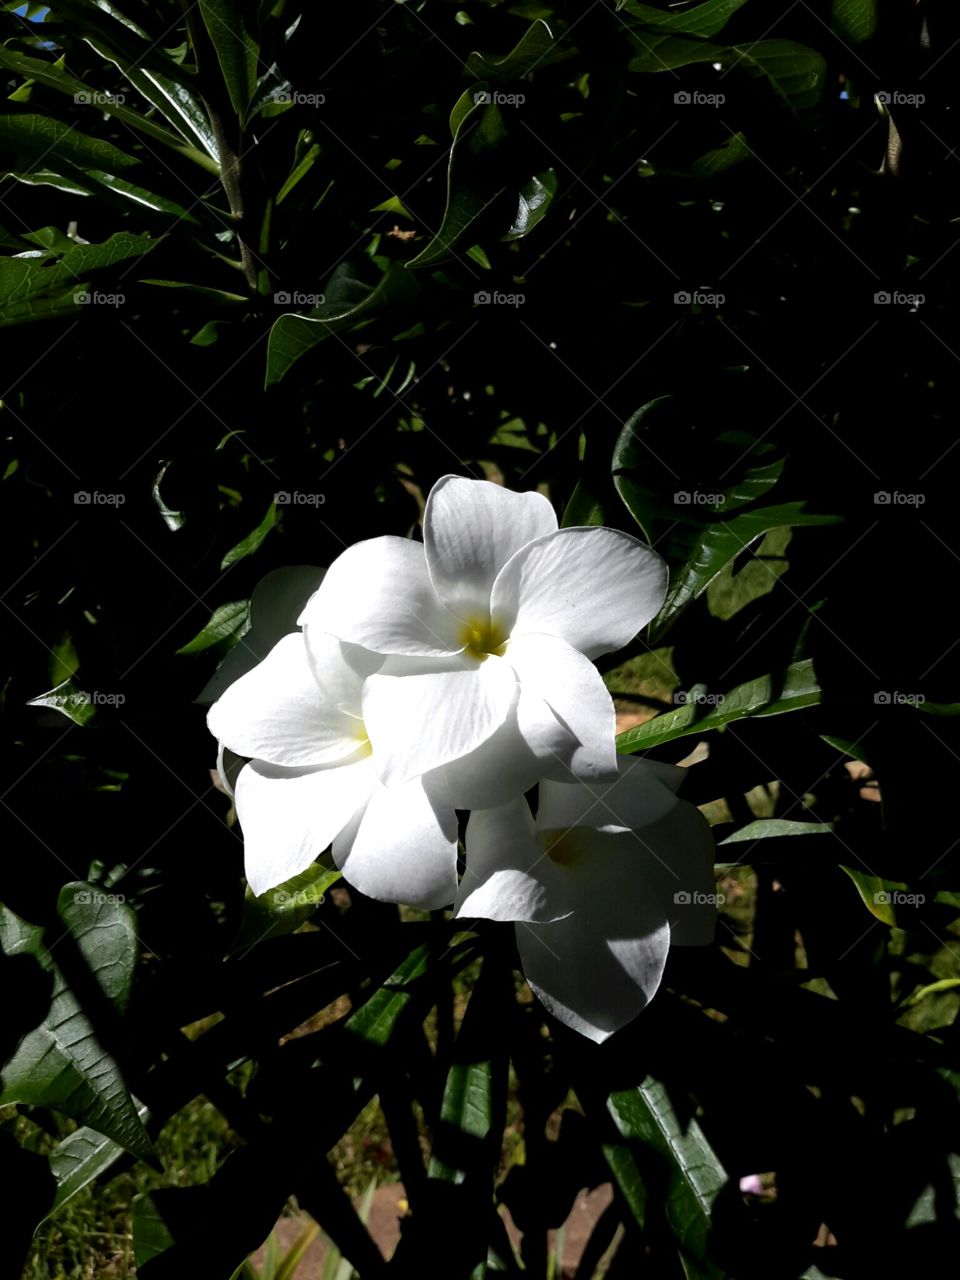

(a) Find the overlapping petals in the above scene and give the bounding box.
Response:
[208,631,458,907]
[205,475,710,1043]
[455,757,717,1042]
[299,476,668,799]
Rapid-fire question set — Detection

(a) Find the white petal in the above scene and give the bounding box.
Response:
[362,657,517,786]
[433,688,573,809]
[235,757,376,895]
[516,827,673,1042]
[424,475,557,622]
[491,527,668,660]
[207,633,363,767]
[455,798,573,923]
[506,633,617,783]
[303,632,377,718]
[332,774,458,909]
[536,755,682,836]
[216,743,244,798]
[299,536,463,657]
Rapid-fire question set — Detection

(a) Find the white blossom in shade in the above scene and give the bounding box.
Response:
[207,631,458,907]
[298,475,668,803]
[454,757,717,1043]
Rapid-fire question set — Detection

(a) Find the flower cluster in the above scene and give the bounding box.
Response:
[208,476,716,1040]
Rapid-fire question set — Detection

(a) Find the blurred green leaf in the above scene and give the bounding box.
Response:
[132,1191,176,1267]
[221,502,279,569]
[465,19,562,80]
[832,0,877,43]
[265,265,418,385]
[228,863,343,957]
[619,0,749,38]
[26,677,95,726]
[616,658,820,753]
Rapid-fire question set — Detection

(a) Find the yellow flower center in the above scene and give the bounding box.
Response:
[540,829,585,868]
[458,617,509,662]
[351,720,373,758]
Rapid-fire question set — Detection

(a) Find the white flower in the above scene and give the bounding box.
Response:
[298,476,668,806]
[454,757,717,1043]
[207,631,458,906]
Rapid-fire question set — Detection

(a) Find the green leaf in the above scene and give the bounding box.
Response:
[627,35,825,113]
[840,869,907,925]
[199,0,260,119]
[56,882,138,1013]
[465,18,563,80]
[228,863,343,957]
[406,101,509,270]
[427,1061,493,1183]
[221,502,278,569]
[605,1079,728,1277]
[48,0,219,159]
[720,818,834,843]
[0,111,139,171]
[504,169,557,240]
[26,677,95,726]
[687,130,751,178]
[345,944,432,1049]
[726,40,826,112]
[0,896,153,1161]
[275,1218,321,1280]
[618,0,750,38]
[276,142,320,204]
[0,48,218,171]
[0,231,154,326]
[265,264,418,385]
[48,1102,151,1218]
[197,565,324,704]
[177,600,251,654]
[561,478,608,526]
[132,1191,176,1267]
[616,659,820,754]
[832,0,877,44]
[652,500,838,640]
[613,402,840,641]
